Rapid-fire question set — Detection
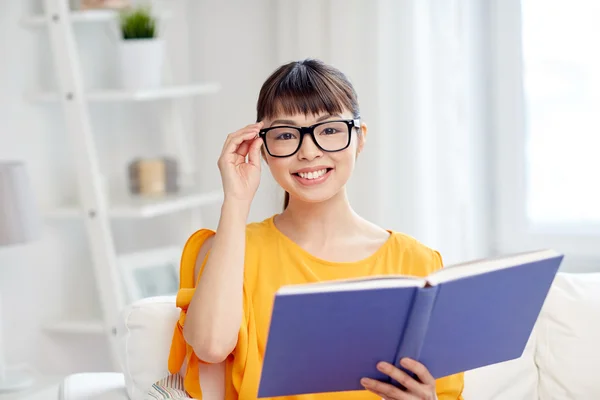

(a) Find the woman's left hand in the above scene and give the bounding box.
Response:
[360,358,437,400]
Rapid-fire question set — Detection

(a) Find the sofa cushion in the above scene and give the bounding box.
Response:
[116,296,180,400]
[116,296,225,400]
[59,373,127,400]
[462,326,538,400]
[535,272,600,399]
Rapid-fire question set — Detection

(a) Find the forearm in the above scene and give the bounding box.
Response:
[184,200,249,362]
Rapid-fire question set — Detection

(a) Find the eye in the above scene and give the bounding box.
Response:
[321,128,338,135]
[275,132,297,140]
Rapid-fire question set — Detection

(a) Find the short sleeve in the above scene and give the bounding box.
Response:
[167,227,253,399]
[167,228,215,396]
[432,249,444,272]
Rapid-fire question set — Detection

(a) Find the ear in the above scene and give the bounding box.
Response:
[356,122,368,157]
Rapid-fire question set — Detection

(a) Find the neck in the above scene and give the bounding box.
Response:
[276,188,360,241]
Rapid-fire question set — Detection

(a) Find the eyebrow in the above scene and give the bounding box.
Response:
[269,114,341,127]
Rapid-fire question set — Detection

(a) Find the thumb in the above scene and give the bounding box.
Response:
[247,137,263,167]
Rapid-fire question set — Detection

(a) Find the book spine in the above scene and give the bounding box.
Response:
[392,286,439,388]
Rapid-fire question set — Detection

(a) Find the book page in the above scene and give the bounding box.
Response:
[426,249,561,285]
[277,275,426,295]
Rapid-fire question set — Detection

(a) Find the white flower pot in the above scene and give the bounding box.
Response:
[119,38,165,90]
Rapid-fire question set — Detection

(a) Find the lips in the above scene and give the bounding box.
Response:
[292,167,334,186]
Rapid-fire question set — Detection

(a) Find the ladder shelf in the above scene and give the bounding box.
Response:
[25,0,219,370]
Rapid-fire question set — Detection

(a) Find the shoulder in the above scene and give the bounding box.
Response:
[386,230,444,276]
[184,214,276,251]
[245,215,277,240]
[182,215,276,286]
[243,215,280,263]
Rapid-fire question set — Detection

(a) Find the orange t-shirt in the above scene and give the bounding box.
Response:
[168,215,464,399]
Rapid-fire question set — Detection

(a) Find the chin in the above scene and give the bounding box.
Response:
[286,182,344,205]
[294,192,338,204]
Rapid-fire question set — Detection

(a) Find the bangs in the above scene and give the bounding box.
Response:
[257,60,359,121]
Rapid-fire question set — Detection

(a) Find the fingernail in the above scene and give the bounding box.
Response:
[360,378,371,386]
[377,362,388,371]
[400,358,411,367]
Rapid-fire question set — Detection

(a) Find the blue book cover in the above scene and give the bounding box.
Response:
[257,249,564,398]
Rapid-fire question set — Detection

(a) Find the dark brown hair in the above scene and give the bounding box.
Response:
[256,59,361,210]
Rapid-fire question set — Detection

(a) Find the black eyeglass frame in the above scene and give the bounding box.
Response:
[258,118,361,158]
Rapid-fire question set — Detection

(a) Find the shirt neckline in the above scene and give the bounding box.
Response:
[267,214,395,267]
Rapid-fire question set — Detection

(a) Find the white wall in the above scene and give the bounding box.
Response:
[0,0,280,376]
[186,0,281,226]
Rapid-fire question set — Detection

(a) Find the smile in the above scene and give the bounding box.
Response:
[292,168,333,186]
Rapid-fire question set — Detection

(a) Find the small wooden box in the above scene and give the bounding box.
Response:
[128,157,178,196]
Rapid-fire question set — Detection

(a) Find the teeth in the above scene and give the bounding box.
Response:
[298,169,328,180]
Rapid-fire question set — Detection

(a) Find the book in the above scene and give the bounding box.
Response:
[257,249,564,398]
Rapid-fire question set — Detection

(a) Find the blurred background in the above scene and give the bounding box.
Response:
[0,0,598,386]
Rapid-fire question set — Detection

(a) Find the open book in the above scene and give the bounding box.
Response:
[257,249,564,398]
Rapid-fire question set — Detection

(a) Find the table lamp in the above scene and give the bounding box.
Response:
[0,161,41,392]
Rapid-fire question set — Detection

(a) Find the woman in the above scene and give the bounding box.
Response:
[168,59,464,400]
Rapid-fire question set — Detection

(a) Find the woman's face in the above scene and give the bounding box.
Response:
[261,109,367,205]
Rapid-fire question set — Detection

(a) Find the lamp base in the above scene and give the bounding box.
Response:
[0,367,35,393]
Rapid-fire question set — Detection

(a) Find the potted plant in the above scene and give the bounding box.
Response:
[118,5,164,90]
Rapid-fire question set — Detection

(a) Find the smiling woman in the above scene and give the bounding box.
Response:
[166,59,465,400]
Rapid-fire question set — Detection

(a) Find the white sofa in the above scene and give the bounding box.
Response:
[59,272,600,400]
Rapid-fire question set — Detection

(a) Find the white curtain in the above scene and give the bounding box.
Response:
[274,0,492,265]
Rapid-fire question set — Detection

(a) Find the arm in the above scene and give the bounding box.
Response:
[181,121,264,364]
[182,200,249,364]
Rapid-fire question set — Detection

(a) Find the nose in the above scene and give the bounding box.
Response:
[297,133,323,161]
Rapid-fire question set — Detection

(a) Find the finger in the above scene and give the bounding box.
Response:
[222,130,259,156]
[225,125,262,144]
[239,122,263,134]
[241,121,264,130]
[227,128,260,144]
[236,139,252,157]
[247,137,264,167]
[360,378,414,400]
[400,358,435,386]
[377,362,423,394]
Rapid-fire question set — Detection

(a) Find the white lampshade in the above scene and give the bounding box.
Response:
[0,161,41,247]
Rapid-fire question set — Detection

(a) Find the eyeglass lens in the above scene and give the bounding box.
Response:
[265,121,349,156]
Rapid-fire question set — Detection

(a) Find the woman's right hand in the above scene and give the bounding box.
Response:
[217,122,264,205]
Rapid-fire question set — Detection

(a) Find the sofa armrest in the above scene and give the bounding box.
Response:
[59,373,129,400]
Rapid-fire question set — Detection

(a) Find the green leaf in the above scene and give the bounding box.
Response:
[119,5,157,40]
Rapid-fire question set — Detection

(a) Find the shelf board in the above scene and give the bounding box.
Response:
[29,82,221,103]
[22,9,172,27]
[47,188,223,219]
[43,319,105,335]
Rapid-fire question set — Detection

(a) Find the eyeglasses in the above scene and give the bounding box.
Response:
[259,118,360,158]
